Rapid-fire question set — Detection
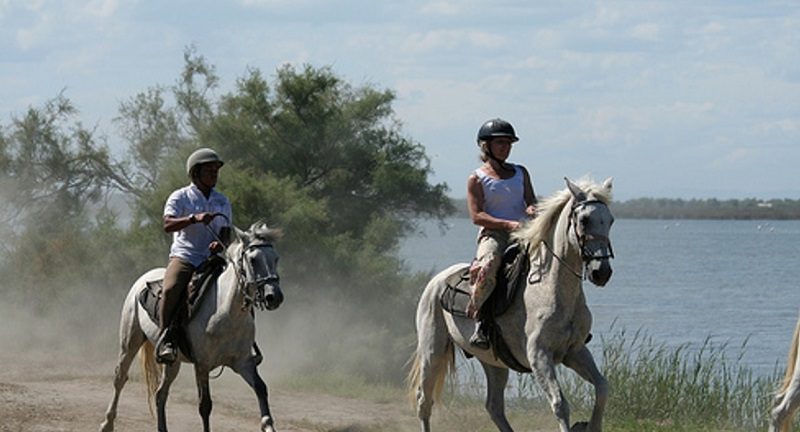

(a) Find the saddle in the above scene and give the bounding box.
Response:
[138,255,227,361]
[440,242,533,373]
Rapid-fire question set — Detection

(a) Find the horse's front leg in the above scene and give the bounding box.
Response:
[156,362,181,432]
[194,366,213,432]
[235,358,275,432]
[563,345,608,432]
[529,348,570,432]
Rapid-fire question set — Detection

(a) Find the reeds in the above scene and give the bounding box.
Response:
[512,326,785,431]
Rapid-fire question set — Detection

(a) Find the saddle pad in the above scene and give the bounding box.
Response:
[440,266,471,317]
[140,280,163,324]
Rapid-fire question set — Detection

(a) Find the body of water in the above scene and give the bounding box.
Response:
[399,218,800,377]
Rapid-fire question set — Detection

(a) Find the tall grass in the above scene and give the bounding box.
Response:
[512,326,785,431]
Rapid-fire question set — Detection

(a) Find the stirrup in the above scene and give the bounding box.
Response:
[469,326,490,350]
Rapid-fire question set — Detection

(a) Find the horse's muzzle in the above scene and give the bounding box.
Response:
[587,259,612,287]
[264,285,283,310]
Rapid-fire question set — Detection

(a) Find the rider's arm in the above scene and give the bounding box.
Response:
[519,166,537,217]
[467,174,519,232]
[163,214,196,233]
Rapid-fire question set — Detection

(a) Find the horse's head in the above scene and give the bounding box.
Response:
[235,221,283,310]
[566,177,615,287]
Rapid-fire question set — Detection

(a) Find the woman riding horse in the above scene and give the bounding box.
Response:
[466,118,537,348]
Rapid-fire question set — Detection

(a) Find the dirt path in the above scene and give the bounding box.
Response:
[0,355,418,432]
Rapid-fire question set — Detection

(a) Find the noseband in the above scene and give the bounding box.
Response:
[235,241,280,310]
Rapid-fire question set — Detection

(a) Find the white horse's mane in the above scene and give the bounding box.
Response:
[230,222,282,255]
[512,178,612,251]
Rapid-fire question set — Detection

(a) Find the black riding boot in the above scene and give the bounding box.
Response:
[469,320,490,349]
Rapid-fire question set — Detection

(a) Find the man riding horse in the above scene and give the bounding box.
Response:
[156,148,233,364]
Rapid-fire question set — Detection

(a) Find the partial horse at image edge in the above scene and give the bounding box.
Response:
[770,311,800,432]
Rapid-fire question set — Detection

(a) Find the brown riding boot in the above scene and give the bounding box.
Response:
[156,326,177,364]
[469,321,490,350]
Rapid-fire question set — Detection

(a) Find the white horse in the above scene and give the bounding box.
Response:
[100,222,283,432]
[770,311,800,432]
[408,177,615,432]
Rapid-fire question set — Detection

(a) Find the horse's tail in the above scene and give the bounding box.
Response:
[406,340,454,408]
[779,316,800,395]
[775,314,800,432]
[139,340,161,416]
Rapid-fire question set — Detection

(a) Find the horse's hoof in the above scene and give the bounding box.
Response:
[99,422,113,432]
[570,421,589,432]
[260,416,275,432]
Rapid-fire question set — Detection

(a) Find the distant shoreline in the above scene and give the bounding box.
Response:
[449,197,800,220]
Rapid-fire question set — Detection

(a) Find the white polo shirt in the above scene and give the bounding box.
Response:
[164,183,232,267]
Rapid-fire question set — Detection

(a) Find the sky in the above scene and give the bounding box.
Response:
[1,0,798,200]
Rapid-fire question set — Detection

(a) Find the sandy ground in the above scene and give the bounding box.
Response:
[0,354,418,432]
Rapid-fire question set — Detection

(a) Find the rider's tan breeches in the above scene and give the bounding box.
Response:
[159,258,194,329]
[469,230,510,311]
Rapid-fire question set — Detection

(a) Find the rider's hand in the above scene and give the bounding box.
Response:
[209,241,223,253]
[195,212,214,224]
[525,205,536,217]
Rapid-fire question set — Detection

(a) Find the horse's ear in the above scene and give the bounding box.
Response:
[235,226,250,245]
[602,177,613,192]
[565,177,587,202]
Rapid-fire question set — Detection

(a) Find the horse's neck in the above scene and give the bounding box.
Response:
[212,260,248,319]
[533,201,582,293]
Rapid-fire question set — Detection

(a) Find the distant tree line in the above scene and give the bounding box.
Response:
[450,197,800,219]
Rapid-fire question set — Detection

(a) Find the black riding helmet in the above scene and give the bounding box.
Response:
[476,118,519,143]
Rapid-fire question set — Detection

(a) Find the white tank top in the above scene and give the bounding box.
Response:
[475,164,527,222]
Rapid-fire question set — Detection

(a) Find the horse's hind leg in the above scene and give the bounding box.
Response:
[235,359,275,432]
[563,346,608,432]
[194,366,213,432]
[100,303,146,432]
[480,362,513,432]
[410,296,454,432]
[156,362,181,432]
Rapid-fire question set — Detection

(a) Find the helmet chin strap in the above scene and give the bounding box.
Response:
[486,146,513,173]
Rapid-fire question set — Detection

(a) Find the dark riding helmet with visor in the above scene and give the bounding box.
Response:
[186,148,224,177]
[477,118,519,144]
[476,118,519,168]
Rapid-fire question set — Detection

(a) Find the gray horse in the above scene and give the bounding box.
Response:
[100,222,283,432]
[408,177,615,432]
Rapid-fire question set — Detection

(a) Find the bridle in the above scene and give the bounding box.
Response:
[569,199,615,262]
[541,198,614,280]
[234,240,280,311]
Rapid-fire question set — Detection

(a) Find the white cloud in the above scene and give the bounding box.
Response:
[15,11,52,51]
[754,118,800,134]
[83,0,121,18]
[238,0,314,8]
[630,22,660,41]
[419,1,460,16]
[403,30,505,53]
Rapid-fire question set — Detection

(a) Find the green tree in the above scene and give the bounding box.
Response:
[110,48,454,380]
